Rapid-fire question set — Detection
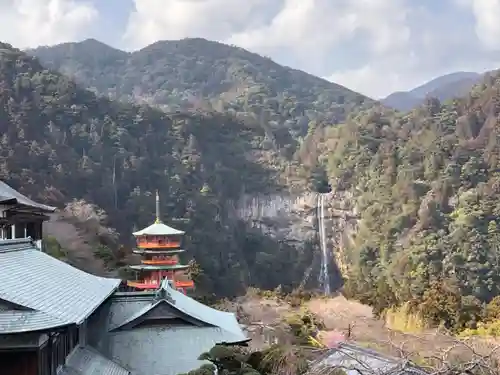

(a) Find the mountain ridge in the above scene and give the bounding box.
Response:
[28,37,375,139]
[320,68,500,329]
[382,71,483,111]
[1,40,310,296]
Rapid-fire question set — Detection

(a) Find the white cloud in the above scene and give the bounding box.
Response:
[124,0,411,57]
[0,0,97,48]
[227,0,411,60]
[4,0,494,98]
[123,0,414,97]
[123,0,273,49]
[469,0,500,50]
[122,0,500,98]
[327,66,409,99]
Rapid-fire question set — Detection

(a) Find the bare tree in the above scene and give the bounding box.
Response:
[63,199,118,239]
[308,332,500,375]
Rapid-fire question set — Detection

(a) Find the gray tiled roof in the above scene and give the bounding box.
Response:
[0,310,70,334]
[312,343,428,375]
[0,238,35,252]
[0,239,121,325]
[106,296,152,329]
[60,346,130,375]
[165,279,246,338]
[107,326,244,375]
[0,180,56,212]
[57,366,81,375]
[96,281,249,375]
[108,300,165,331]
[110,279,247,340]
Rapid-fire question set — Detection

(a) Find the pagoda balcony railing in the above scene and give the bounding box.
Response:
[176,280,194,288]
[141,259,178,265]
[127,279,194,289]
[174,273,194,287]
[127,280,159,289]
[137,241,181,249]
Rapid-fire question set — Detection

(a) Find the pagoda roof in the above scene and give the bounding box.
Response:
[133,249,185,255]
[0,181,56,212]
[132,221,184,236]
[129,264,189,271]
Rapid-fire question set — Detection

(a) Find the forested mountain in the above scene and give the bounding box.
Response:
[317,72,500,330]
[381,91,421,113]
[16,32,500,334]
[382,72,482,112]
[0,42,313,296]
[28,38,374,139]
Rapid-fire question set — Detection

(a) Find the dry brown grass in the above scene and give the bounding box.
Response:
[231,293,500,363]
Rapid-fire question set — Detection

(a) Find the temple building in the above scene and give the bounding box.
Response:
[127,191,194,293]
[0,180,56,250]
[0,185,246,374]
[0,238,248,375]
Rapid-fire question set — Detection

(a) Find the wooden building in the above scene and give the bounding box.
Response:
[0,238,248,375]
[0,238,123,375]
[0,181,56,250]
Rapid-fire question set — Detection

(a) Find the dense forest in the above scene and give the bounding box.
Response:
[10,36,500,335]
[312,70,500,332]
[0,42,315,296]
[29,38,373,142]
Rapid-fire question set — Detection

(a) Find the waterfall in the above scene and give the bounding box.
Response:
[317,194,331,295]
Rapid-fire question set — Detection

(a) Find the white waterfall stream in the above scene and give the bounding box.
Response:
[233,192,339,293]
[317,193,331,295]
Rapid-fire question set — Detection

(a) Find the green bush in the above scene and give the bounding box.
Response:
[43,236,66,259]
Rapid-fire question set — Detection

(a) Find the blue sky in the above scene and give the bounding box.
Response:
[1,0,500,98]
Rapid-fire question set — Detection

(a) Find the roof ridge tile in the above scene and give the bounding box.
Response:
[0,238,35,253]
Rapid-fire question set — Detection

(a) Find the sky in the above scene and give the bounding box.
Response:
[1,0,500,98]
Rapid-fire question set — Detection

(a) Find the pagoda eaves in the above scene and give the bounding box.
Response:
[127,191,194,294]
[133,248,185,255]
[130,264,190,271]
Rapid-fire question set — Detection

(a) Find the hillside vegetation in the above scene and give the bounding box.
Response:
[0,42,313,296]
[29,38,373,142]
[315,72,500,331]
[17,35,500,337]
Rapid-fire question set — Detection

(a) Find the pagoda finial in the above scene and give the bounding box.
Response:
[155,190,162,224]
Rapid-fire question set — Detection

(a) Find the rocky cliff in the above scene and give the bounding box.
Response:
[233,189,359,292]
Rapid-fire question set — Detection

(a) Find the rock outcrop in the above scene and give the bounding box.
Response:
[232,190,359,291]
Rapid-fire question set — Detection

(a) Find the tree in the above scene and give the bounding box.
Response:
[178,345,260,375]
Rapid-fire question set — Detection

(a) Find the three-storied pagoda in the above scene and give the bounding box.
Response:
[126,191,194,294]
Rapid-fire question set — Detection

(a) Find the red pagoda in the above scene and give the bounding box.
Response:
[127,191,194,294]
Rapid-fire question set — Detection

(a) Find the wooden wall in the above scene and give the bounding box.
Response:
[0,350,38,375]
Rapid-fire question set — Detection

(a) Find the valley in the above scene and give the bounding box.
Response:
[224,290,500,369]
[3,33,500,375]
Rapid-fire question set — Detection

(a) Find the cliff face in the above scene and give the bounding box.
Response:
[233,190,359,291]
[236,193,317,242]
[322,190,359,279]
